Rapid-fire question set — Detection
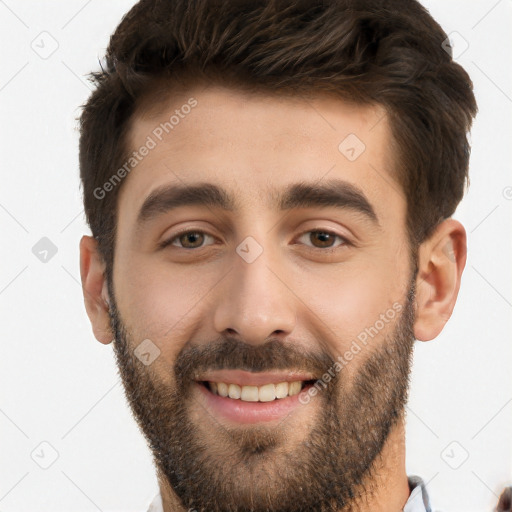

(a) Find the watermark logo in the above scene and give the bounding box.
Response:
[93,97,198,200]
[441,32,469,59]
[32,237,58,263]
[31,31,59,60]
[440,440,469,470]
[236,236,264,264]
[299,302,403,404]
[134,339,161,366]
[31,441,59,469]
[338,133,366,162]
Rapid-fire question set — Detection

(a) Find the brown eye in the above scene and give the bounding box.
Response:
[296,230,348,251]
[161,230,216,250]
[178,232,205,248]
[309,231,336,248]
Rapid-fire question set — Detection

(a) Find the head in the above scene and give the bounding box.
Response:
[79,1,476,510]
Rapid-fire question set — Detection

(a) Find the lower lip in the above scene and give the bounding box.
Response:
[196,382,311,424]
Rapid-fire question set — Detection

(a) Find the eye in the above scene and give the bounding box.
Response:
[295,229,349,252]
[160,228,350,252]
[160,230,217,250]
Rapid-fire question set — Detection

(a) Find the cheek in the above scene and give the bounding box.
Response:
[300,259,407,358]
[114,260,219,356]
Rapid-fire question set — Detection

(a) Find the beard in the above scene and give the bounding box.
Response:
[107,275,417,512]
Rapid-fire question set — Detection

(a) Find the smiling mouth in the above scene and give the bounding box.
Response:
[199,380,316,402]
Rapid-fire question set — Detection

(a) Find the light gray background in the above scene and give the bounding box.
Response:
[0,1,511,511]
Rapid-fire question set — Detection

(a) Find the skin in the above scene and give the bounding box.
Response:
[80,84,466,511]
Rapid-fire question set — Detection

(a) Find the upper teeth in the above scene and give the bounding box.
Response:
[209,381,303,402]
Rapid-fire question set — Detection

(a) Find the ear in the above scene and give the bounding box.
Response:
[79,235,113,345]
[413,219,467,341]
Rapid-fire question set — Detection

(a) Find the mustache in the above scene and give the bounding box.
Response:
[173,336,335,388]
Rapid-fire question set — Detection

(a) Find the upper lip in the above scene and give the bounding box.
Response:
[195,369,317,387]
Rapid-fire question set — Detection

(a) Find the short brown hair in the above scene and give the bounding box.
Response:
[78,0,477,271]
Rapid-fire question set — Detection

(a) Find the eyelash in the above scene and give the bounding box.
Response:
[159,228,350,253]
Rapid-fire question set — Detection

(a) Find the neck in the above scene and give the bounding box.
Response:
[157,417,411,512]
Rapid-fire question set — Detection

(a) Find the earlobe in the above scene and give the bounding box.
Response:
[413,219,467,342]
[79,235,114,345]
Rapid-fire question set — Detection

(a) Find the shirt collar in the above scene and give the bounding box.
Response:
[404,475,432,512]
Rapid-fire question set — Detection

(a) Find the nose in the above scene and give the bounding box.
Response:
[212,240,297,345]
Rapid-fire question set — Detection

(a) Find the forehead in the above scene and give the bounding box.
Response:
[118,84,404,228]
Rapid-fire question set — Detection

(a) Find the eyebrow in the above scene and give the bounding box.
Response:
[136,178,379,229]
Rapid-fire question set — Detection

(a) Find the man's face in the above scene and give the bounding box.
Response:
[108,85,416,510]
